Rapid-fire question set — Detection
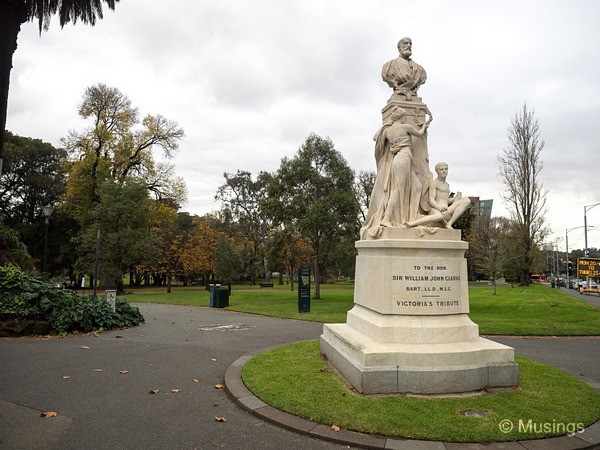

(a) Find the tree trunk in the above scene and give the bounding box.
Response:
[314,256,321,299]
[116,279,124,295]
[0,2,27,172]
[167,273,172,293]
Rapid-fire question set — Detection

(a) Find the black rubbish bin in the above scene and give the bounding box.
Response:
[209,284,229,308]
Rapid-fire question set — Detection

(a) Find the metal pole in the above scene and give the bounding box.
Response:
[565,229,570,287]
[43,218,49,273]
[556,244,559,276]
[584,206,589,257]
[94,229,100,300]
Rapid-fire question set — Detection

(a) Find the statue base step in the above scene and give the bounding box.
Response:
[321,321,519,395]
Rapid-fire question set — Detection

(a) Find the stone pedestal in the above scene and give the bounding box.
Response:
[320,228,519,394]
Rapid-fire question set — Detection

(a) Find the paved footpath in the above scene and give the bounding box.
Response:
[1,301,599,450]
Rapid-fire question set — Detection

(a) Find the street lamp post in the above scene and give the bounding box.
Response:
[94,229,100,300]
[583,203,600,288]
[584,203,600,257]
[41,205,54,273]
[566,226,593,287]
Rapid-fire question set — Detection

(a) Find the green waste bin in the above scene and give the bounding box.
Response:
[209,284,229,308]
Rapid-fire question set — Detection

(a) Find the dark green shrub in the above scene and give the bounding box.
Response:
[0,264,144,335]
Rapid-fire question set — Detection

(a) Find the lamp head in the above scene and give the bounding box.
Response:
[42,205,54,218]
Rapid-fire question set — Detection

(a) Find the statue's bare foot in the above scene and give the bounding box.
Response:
[445,223,453,229]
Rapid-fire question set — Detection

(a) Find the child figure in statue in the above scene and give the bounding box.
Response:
[406,161,471,229]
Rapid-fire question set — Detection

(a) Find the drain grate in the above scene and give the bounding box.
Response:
[196,324,255,332]
[462,410,488,418]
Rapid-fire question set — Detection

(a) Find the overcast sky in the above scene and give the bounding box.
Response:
[7,0,600,251]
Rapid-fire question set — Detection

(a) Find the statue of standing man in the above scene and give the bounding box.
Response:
[382,37,427,100]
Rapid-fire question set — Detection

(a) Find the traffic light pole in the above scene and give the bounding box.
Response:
[568,225,594,288]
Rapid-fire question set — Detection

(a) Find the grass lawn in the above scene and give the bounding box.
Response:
[242,340,600,442]
[126,283,600,336]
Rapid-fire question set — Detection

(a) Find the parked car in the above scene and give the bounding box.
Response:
[576,280,598,290]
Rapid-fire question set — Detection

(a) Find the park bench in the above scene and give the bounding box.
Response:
[259,283,274,288]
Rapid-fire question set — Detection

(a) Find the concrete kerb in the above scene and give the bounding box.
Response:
[224,347,600,450]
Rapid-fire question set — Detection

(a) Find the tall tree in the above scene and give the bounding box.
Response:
[0,130,72,270]
[498,104,548,285]
[179,223,222,285]
[266,228,313,291]
[0,131,66,224]
[467,216,513,294]
[354,170,375,226]
[267,133,358,299]
[215,170,272,283]
[214,235,244,284]
[63,84,185,224]
[75,179,156,292]
[1,0,120,175]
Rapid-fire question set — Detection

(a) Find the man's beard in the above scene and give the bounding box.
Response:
[400,49,412,58]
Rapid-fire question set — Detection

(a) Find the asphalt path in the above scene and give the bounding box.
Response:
[550,282,600,308]
[0,304,344,450]
[1,300,598,449]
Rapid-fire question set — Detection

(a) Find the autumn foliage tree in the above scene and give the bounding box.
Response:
[63,84,185,224]
[179,223,222,285]
[267,229,313,291]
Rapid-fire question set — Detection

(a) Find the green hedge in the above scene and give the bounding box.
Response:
[0,264,144,334]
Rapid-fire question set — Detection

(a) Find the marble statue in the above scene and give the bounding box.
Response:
[382,37,427,100]
[359,106,432,239]
[321,39,519,396]
[406,162,471,229]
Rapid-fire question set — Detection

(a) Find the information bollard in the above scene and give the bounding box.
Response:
[298,267,310,313]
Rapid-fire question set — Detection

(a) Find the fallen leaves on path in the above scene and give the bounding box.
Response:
[149,389,160,394]
[331,424,341,432]
[214,384,224,389]
[62,376,71,380]
[170,389,181,393]
[214,417,227,422]
[80,346,90,349]
[92,369,103,372]
[41,411,58,418]
[119,370,129,374]
[193,379,201,383]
